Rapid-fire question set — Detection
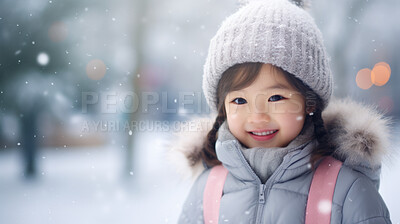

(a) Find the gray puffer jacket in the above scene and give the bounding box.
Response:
[171,99,392,224]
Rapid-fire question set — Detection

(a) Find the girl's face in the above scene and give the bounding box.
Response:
[224,64,306,148]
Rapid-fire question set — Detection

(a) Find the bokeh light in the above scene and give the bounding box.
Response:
[375,62,391,74]
[371,62,391,86]
[86,59,106,80]
[356,68,373,90]
[37,52,50,66]
[356,62,391,89]
[48,21,68,42]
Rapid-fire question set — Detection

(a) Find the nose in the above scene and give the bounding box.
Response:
[247,111,270,124]
[247,100,270,124]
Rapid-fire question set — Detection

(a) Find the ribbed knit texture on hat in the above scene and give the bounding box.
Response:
[203,0,332,111]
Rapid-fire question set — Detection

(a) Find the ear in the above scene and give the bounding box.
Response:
[306,105,316,114]
[304,93,317,115]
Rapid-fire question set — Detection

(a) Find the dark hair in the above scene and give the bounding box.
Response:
[201,62,334,168]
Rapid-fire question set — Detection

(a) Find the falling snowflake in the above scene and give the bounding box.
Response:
[318,199,331,214]
[37,52,50,66]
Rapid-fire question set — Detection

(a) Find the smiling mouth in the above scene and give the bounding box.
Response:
[250,130,278,136]
[248,130,279,141]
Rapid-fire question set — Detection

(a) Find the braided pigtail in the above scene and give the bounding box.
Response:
[201,111,226,167]
[302,88,335,167]
[312,109,328,143]
[309,107,335,167]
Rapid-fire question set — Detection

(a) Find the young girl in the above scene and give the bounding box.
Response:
[173,0,392,223]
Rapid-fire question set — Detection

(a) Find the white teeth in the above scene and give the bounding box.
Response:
[251,130,276,136]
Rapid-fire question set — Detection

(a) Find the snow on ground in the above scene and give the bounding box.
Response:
[0,130,192,224]
[0,127,399,224]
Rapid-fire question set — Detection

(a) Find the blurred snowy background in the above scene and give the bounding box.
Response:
[0,0,399,223]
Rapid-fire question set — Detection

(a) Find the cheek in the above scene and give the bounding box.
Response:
[226,108,247,137]
[226,111,240,131]
[277,113,305,136]
[226,102,246,121]
[269,101,304,114]
[287,101,304,113]
[286,101,304,113]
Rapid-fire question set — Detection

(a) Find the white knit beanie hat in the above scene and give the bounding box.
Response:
[202,0,332,112]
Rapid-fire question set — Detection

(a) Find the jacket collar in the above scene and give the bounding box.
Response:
[216,122,315,183]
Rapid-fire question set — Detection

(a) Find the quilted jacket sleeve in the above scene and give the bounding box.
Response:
[177,169,210,224]
[342,177,391,224]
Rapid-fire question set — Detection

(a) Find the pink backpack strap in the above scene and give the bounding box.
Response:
[203,165,228,224]
[306,156,343,224]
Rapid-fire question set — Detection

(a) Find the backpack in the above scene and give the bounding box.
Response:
[203,156,342,224]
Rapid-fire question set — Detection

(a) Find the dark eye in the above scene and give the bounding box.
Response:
[268,95,285,102]
[232,98,247,105]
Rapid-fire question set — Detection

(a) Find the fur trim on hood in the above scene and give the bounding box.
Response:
[167,98,392,179]
[323,98,391,168]
[166,117,215,179]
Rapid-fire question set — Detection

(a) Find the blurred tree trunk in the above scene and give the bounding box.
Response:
[125,0,148,177]
[330,0,367,97]
[21,107,39,178]
[312,0,367,97]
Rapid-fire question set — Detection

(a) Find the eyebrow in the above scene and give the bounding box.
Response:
[264,83,291,90]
